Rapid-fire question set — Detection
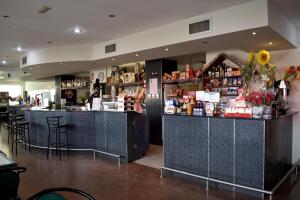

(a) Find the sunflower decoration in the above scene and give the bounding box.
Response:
[256,50,276,88]
[241,50,276,90]
[257,50,270,65]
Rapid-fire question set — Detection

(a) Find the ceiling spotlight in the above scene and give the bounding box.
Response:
[73,27,82,34]
[268,41,273,45]
[17,47,22,52]
[252,32,257,35]
[109,14,116,18]
[135,53,139,57]
[2,60,6,64]
[165,48,169,51]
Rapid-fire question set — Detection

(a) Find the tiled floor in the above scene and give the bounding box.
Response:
[134,144,163,169]
[1,126,300,200]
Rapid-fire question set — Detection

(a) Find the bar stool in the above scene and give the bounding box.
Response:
[11,117,31,155]
[46,116,69,160]
[7,114,25,144]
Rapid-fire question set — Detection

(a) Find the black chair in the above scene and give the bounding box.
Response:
[0,150,7,157]
[10,115,31,155]
[46,116,69,160]
[0,106,8,130]
[27,187,96,200]
[0,164,27,200]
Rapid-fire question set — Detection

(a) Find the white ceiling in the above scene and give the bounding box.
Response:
[0,0,255,71]
[0,0,299,80]
[22,26,295,80]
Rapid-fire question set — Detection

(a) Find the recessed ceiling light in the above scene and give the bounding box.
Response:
[135,53,139,57]
[29,67,33,70]
[2,15,9,18]
[2,60,6,64]
[252,32,257,35]
[268,41,273,45]
[112,58,115,61]
[165,48,169,51]
[73,27,82,34]
[109,14,116,18]
[17,47,22,51]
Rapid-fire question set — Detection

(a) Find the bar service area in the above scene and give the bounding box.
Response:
[1,49,298,199]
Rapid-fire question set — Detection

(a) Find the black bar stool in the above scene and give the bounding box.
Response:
[11,115,31,155]
[46,116,69,160]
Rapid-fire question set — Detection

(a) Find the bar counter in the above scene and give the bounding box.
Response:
[162,113,296,198]
[25,110,149,163]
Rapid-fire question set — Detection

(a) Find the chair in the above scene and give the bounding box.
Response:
[46,116,69,160]
[0,106,8,130]
[0,166,27,200]
[27,187,96,200]
[0,150,7,157]
[10,115,31,155]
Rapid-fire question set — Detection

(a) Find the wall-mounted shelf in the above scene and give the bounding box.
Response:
[61,86,90,90]
[162,78,202,84]
[107,82,144,87]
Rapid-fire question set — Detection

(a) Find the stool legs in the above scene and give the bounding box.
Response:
[47,129,51,160]
[66,129,69,157]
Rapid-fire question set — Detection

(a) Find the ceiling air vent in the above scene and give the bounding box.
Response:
[189,19,211,35]
[22,56,27,65]
[105,44,116,54]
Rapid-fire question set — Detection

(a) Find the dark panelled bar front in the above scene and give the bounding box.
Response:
[162,114,294,197]
[25,110,148,163]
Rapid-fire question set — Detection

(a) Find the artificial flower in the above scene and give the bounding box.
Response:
[257,50,270,65]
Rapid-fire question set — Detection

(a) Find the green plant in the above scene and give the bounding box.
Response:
[240,52,256,87]
[79,96,86,103]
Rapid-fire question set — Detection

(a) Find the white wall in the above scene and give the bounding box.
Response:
[268,0,297,46]
[206,49,248,64]
[92,0,268,60]
[270,48,300,163]
[21,43,93,68]
[24,81,55,91]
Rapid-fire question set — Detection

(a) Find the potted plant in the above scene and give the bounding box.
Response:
[79,96,86,105]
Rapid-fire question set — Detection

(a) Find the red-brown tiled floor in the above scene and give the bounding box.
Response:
[1,128,300,200]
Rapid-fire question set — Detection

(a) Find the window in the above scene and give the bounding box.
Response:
[0,85,22,97]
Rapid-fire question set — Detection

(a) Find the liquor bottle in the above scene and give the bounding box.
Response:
[215,66,219,78]
[224,64,227,77]
[219,64,224,77]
